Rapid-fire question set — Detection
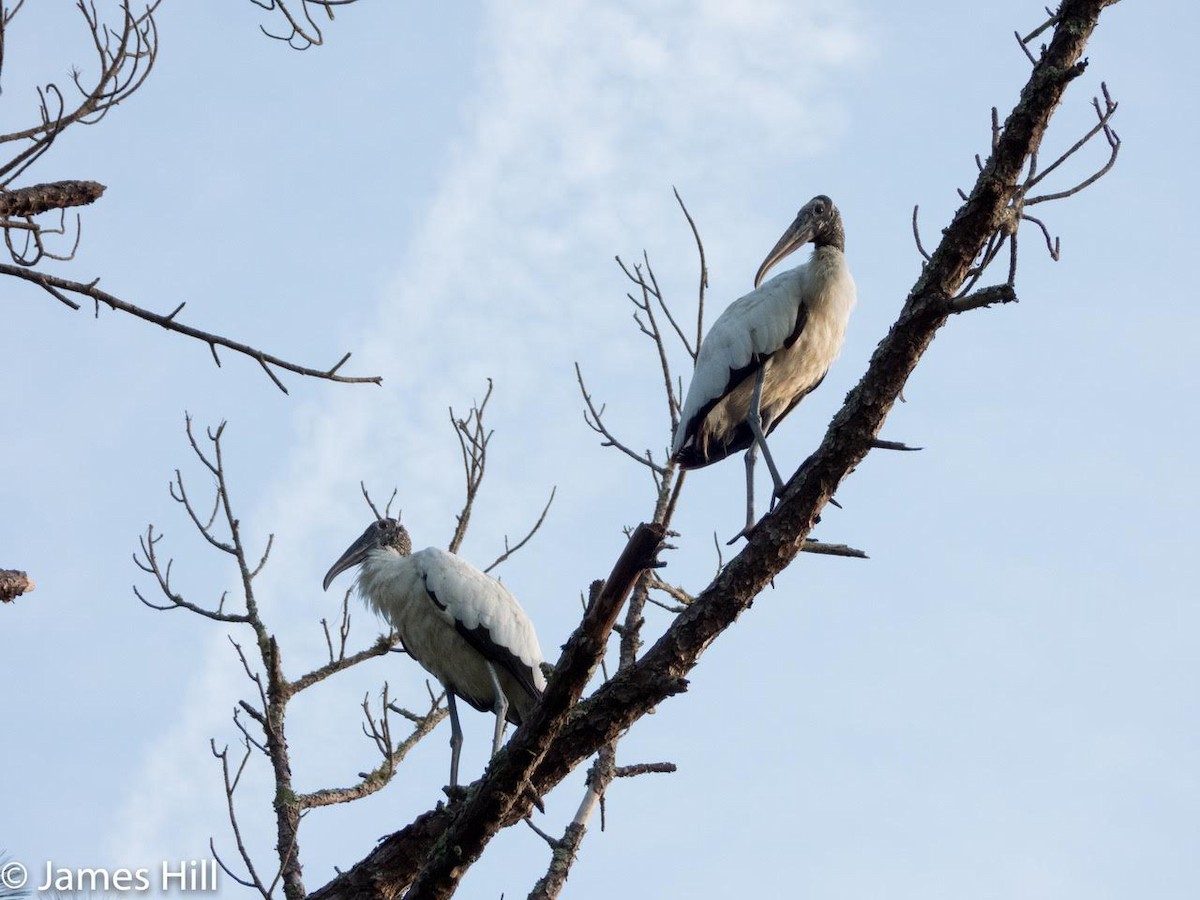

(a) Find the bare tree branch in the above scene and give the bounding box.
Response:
[799,540,869,560]
[673,186,707,358]
[951,78,1120,296]
[359,481,396,522]
[911,205,932,262]
[0,569,34,602]
[249,0,363,50]
[299,688,448,809]
[575,362,667,476]
[294,639,396,697]
[0,179,104,217]
[211,739,270,896]
[0,2,155,266]
[1,263,381,393]
[448,380,495,553]
[0,3,159,158]
[526,747,612,900]
[0,3,380,391]
[483,487,557,574]
[948,283,1019,314]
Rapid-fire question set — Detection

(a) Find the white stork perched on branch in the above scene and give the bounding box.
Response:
[323,517,546,788]
[671,195,856,535]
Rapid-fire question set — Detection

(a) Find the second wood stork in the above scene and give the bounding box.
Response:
[671,195,856,534]
[322,517,547,788]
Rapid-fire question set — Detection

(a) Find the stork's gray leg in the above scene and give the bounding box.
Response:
[446,691,464,789]
[746,366,785,497]
[742,439,759,535]
[485,662,509,757]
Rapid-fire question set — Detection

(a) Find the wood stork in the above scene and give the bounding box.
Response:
[671,195,856,534]
[322,517,547,788]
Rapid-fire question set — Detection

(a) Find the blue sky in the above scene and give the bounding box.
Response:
[3,1,1197,898]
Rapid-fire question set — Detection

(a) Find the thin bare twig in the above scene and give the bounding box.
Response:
[1026,84,1120,200]
[673,186,707,358]
[300,688,447,809]
[575,361,667,476]
[613,762,677,778]
[799,540,869,560]
[250,0,362,50]
[484,487,557,574]
[359,481,397,522]
[948,283,1019,314]
[951,81,1119,292]
[911,205,932,262]
[211,740,269,895]
[646,573,693,608]
[448,380,495,554]
[868,438,923,452]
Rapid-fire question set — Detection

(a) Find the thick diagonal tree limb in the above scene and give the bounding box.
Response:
[307,2,1118,896]
[309,524,664,900]
[402,523,664,900]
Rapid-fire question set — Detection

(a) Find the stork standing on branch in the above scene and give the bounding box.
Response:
[323,517,546,788]
[671,195,856,535]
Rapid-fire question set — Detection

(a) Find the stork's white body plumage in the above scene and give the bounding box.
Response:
[672,248,855,464]
[671,195,856,533]
[323,518,545,787]
[356,545,546,719]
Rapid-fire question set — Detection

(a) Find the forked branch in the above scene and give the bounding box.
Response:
[1,263,381,392]
[448,380,496,553]
[0,3,380,392]
[447,379,556,564]
[912,62,1119,295]
[249,0,363,50]
[299,686,448,809]
[1,0,156,262]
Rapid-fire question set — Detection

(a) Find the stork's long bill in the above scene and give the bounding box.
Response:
[755,215,816,289]
[322,517,409,591]
[754,196,839,289]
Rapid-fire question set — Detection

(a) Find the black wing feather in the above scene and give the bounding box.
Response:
[424,578,543,722]
[674,302,813,469]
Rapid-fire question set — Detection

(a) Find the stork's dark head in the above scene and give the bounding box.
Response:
[322,517,412,591]
[754,195,845,288]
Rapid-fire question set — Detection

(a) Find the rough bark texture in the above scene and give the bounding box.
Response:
[265,638,306,900]
[526,822,584,900]
[307,2,1117,896]
[402,523,665,900]
[0,569,35,602]
[0,180,105,218]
